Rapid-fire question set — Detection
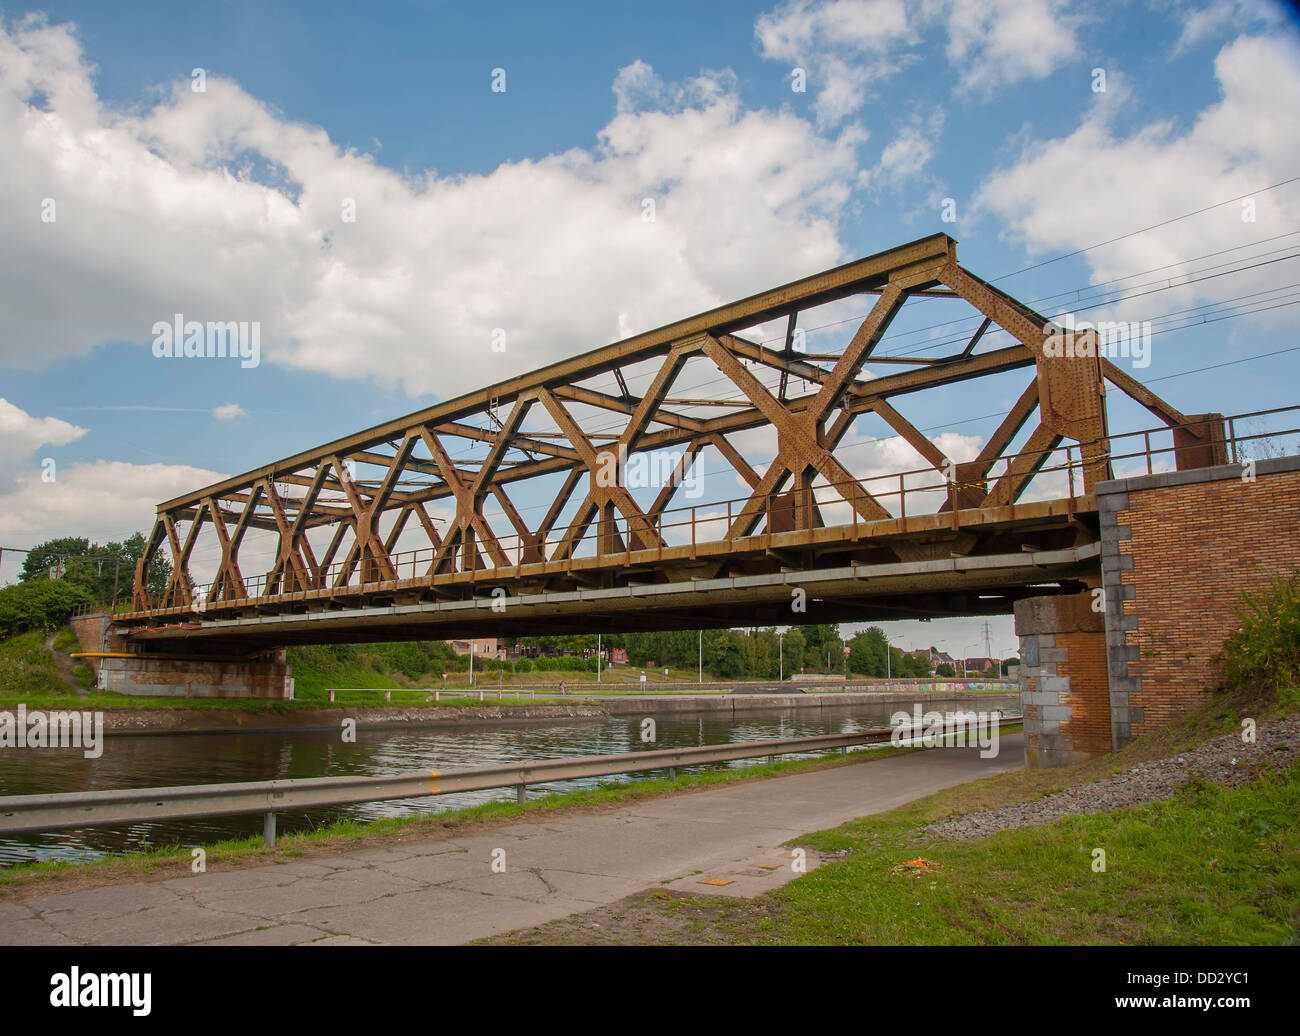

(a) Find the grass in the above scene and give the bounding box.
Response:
[747,758,1300,945]
[0,631,70,696]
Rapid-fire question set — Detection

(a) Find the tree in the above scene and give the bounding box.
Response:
[936,662,956,677]
[18,531,170,605]
[0,579,93,636]
[847,627,889,677]
[702,628,746,677]
[801,623,842,670]
[781,627,806,674]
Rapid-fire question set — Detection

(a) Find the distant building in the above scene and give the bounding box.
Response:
[908,646,955,668]
[447,637,504,660]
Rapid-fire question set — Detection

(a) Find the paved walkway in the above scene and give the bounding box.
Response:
[0,735,1022,946]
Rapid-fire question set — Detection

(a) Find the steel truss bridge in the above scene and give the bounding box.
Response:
[119,233,1229,651]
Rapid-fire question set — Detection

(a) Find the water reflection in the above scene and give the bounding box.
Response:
[0,696,1016,865]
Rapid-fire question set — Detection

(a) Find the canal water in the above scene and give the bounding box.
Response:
[0,696,1017,865]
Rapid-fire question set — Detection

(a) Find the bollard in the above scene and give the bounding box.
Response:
[478,690,484,702]
[328,690,334,703]
[435,690,440,703]
[263,811,277,847]
[385,690,391,703]
[668,767,676,781]
[516,785,526,805]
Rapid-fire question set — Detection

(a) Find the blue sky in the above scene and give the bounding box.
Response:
[1,0,1298,654]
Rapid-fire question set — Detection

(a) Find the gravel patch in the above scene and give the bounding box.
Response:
[920,713,1300,842]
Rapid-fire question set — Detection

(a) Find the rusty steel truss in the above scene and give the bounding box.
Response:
[122,233,1225,646]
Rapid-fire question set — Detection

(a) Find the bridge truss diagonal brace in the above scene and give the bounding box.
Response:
[938,262,1110,489]
[701,258,946,539]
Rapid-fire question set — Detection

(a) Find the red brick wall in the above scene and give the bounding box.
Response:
[1116,467,1300,735]
[1055,630,1111,755]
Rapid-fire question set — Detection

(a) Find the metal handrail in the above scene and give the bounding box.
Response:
[0,715,1020,844]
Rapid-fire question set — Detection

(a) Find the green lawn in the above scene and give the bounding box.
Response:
[756,760,1300,944]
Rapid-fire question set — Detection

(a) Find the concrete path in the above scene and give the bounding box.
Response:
[0,735,1022,946]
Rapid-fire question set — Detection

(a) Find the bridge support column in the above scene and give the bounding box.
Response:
[69,615,292,699]
[1014,593,1111,768]
[1098,456,1300,749]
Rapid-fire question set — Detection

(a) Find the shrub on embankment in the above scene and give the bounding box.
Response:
[0,580,92,638]
[0,630,70,696]
[1222,572,1300,692]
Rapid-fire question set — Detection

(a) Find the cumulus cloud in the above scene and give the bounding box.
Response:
[0,16,864,402]
[1171,0,1291,57]
[756,0,1080,125]
[973,34,1300,324]
[756,0,916,126]
[0,397,220,567]
[0,460,226,549]
[212,402,246,421]
[0,398,85,485]
[938,0,1080,94]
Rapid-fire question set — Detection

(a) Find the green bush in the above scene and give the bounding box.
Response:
[0,580,93,637]
[533,654,596,673]
[1223,573,1300,690]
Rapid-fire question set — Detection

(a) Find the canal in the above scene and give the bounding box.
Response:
[0,695,1017,865]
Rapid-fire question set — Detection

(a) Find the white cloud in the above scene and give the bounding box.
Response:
[0,398,86,485]
[869,110,946,193]
[756,0,1080,124]
[0,460,226,549]
[0,17,863,402]
[937,0,1080,94]
[1171,0,1290,57]
[756,0,915,127]
[973,34,1300,325]
[213,402,246,421]
[0,396,220,568]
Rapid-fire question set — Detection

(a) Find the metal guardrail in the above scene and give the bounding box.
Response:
[0,715,1020,846]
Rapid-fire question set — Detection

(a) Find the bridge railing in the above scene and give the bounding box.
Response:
[158,404,1300,612]
[0,714,1020,846]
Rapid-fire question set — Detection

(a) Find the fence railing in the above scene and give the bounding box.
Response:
[0,715,1019,846]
